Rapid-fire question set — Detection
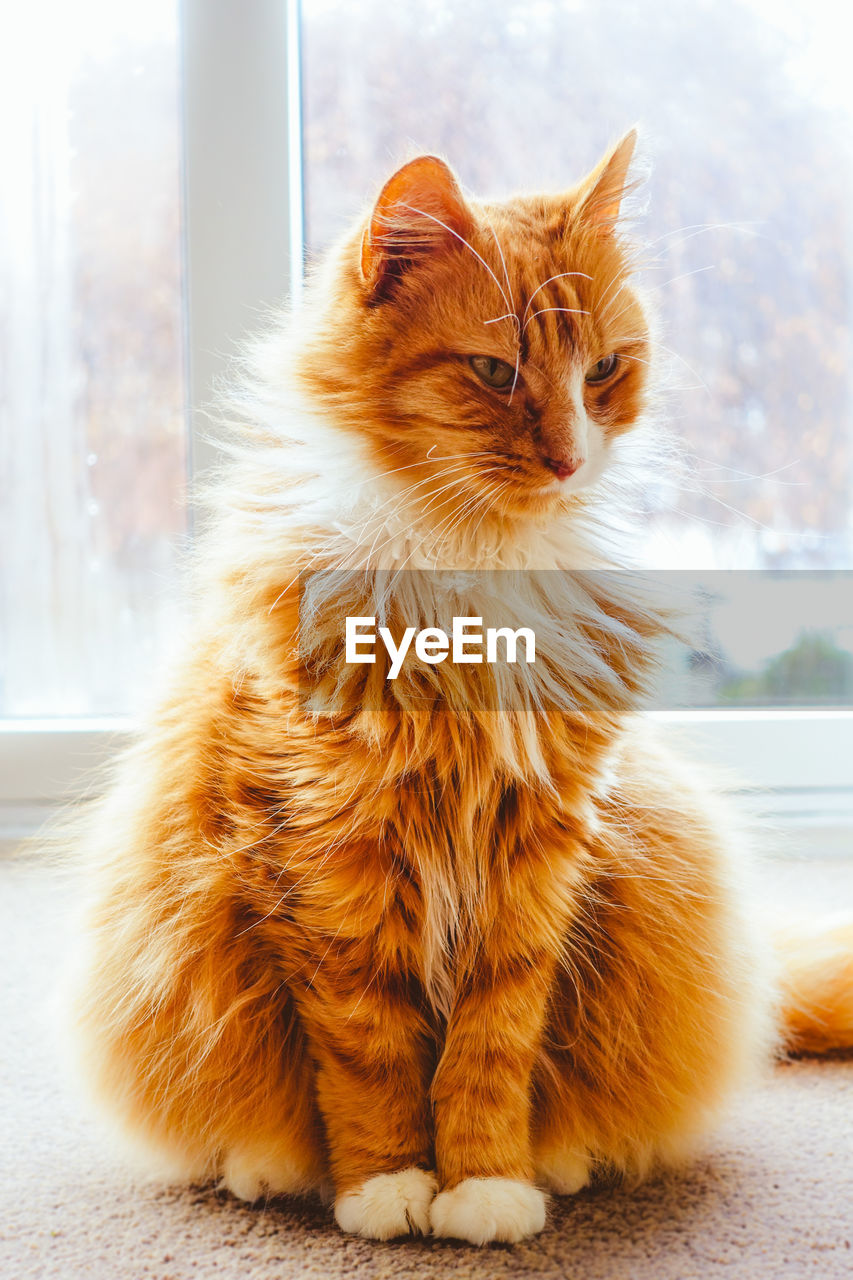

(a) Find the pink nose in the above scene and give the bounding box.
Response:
[543,456,580,481]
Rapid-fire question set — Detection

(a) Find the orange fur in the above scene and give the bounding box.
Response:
[65,136,852,1245]
[774,919,853,1055]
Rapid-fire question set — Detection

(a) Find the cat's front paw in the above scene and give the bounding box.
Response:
[334,1167,437,1240]
[430,1177,547,1245]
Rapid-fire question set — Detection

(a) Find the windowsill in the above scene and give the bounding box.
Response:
[1,710,851,852]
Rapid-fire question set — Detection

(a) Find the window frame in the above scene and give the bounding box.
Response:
[1,0,851,849]
[3,711,851,848]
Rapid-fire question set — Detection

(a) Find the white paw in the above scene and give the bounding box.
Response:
[430,1177,547,1245]
[535,1148,590,1195]
[334,1167,437,1240]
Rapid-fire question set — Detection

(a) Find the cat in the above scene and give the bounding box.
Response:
[64,133,853,1246]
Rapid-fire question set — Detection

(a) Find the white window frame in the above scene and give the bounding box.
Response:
[1,0,851,850]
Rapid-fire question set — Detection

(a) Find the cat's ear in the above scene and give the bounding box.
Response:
[360,155,473,301]
[577,129,638,229]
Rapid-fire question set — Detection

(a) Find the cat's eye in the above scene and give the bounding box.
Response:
[469,354,515,390]
[585,353,619,383]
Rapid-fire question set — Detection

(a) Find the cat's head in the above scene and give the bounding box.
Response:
[298,133,650,526]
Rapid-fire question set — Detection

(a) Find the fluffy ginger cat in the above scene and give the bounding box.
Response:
[66,133,853,1246]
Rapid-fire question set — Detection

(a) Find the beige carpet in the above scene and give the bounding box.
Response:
[2,854,852,1280]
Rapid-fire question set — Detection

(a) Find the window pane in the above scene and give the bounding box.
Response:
[654,571,853,708]
[300,0,853,573]
[0,1,186,717]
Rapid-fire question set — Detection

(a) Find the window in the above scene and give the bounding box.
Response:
[1,0,850,840]
[300,0,853,715]
[0,0,186,719]
[302,0,852,569]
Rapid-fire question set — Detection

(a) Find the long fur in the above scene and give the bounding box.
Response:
[64,138,852,1245]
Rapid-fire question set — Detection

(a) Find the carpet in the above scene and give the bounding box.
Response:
[2,854,851,1280]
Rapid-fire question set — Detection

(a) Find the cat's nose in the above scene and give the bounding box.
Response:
[543,456,581,481]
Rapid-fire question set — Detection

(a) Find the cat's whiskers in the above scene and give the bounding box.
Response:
[597,292,642,332]
[299,449,497,557]
[685,454,804,487]
[359,485,474,578]
[643,264,716,294]
[594,263,634,321]
[522,306,589,337]
[648,341,711,395]
[479,206,518,323]
[639,219,766,255]
[359,448,492,487]
[603,266,716,335]
[386,462,509,576]
[600,319,707,398]
[268,455,498,588]
[614,352,653,369]
[397,200,531,406]
[465,475,515,552]
[482,312,518,327]
[359,462,485,563]
[509,345,522,404]
[285,484,434,578]
[511,271,596,396]
[398,202,514,318]
[521,271,592,328]
[387,476,492,577]
[361,451,496,523]
[354,461,491,570]
[663,494,773,534]
[428,492,486,567]
[430,469,508,565]
[674,480,786,532]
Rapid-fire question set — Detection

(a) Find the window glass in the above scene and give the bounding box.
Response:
[0,1,186,717]
[301,0,853,704]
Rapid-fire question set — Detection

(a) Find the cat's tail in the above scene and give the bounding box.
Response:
[774,916,853,1055]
